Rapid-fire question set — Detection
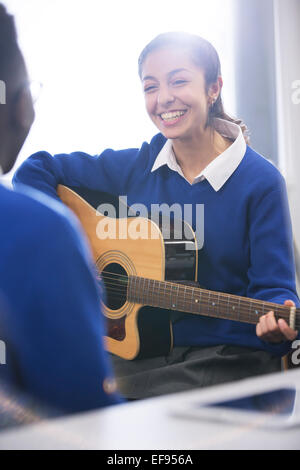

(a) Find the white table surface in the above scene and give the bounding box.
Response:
[0,368,300,450]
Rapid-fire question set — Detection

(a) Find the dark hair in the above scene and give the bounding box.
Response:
[138,32,250,144]
[0,4,21,82]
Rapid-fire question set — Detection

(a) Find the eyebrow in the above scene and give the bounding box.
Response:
[142,68,190,82]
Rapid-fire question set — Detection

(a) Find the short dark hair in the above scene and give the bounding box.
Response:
[0,3,21,82]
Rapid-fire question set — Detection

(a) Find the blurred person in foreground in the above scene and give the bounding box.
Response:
[0,4,122,425]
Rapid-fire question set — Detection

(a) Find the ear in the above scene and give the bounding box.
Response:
[14,86,35,130]
[207,76,223,104]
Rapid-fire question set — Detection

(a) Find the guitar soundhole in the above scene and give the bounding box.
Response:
[102,263,128,310]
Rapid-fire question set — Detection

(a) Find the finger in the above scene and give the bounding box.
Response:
[256,321,262,337]
[278,318,298,341]
[284,299,295,307]
[256,314,271,340]
[265,311,279,333]
[257,314,269,337]
[257,311,285,342]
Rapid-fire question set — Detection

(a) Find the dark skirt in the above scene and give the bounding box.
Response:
[110,345,282,400]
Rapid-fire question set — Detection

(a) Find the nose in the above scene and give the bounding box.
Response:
[157,85,175,107]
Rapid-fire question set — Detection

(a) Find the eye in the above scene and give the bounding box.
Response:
[144,85,158,93]
[172,79,187,86]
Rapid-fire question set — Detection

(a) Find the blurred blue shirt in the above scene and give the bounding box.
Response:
[0,182,122,415]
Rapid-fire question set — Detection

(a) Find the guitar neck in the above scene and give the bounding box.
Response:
[128,276,300,329]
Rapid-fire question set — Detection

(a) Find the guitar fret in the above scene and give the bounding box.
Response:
[128,276,295,328]
[274,306,280,322]
[215,293,219,318]
[227,295,231,320]
[146,278,150,305]
[157,280,162,308]
[191,287,194,314]
[183,286,187,312]
[151,279,155,306]
[199,290,202,313]
[252,302,260,320]
[152,279,157,306]
[210,292,217,318]
[140,277,143,304]
[167,282,171,309]
[142,277,146,305]
[174,286,180,310]
[153,279,157,306]
[231,297,236,319]
[171,283,175,309]
[164,283,169,308]
[152,281,160,307]
[137,277,140,304]
[251,301,259,321]
[158,280,163,307]
[193,289,200,313]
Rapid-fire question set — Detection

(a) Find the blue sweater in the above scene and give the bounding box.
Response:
[13,133,300,357]
[0,183,122,414]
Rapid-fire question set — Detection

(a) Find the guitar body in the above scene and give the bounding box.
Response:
[57,185,198,360]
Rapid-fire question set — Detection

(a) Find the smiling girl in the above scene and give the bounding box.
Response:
[14,32,299,399]
[140,38,233,181]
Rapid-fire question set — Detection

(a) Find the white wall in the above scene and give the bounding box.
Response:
[3,0,236,182]
[274,0,300,282]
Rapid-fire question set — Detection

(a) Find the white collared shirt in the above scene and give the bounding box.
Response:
[151,118,247,191]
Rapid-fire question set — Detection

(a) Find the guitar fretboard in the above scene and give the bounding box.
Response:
[127,276,300,329]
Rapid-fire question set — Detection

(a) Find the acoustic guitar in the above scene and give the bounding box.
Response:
[57,185,299,360]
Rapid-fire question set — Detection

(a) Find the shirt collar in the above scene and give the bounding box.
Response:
[151,118,247,191]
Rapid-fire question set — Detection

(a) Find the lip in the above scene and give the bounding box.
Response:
[158,109,188,127]
[158,109,187,117]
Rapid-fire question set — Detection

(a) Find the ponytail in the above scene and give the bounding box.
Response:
[209,96,250,145]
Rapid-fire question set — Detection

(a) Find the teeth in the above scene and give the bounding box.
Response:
[160,111,186,120]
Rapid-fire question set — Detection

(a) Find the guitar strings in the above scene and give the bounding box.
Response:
[102,285,300,327]
[102,280,290,314]
[98,272,299,327]
[99,270,296,311]
[99,271,297,313]
[102,293,300,328]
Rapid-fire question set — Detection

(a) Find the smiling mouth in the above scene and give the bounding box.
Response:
[159,110,187,122]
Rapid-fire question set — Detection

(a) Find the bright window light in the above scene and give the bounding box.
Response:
[3,0,235,176]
